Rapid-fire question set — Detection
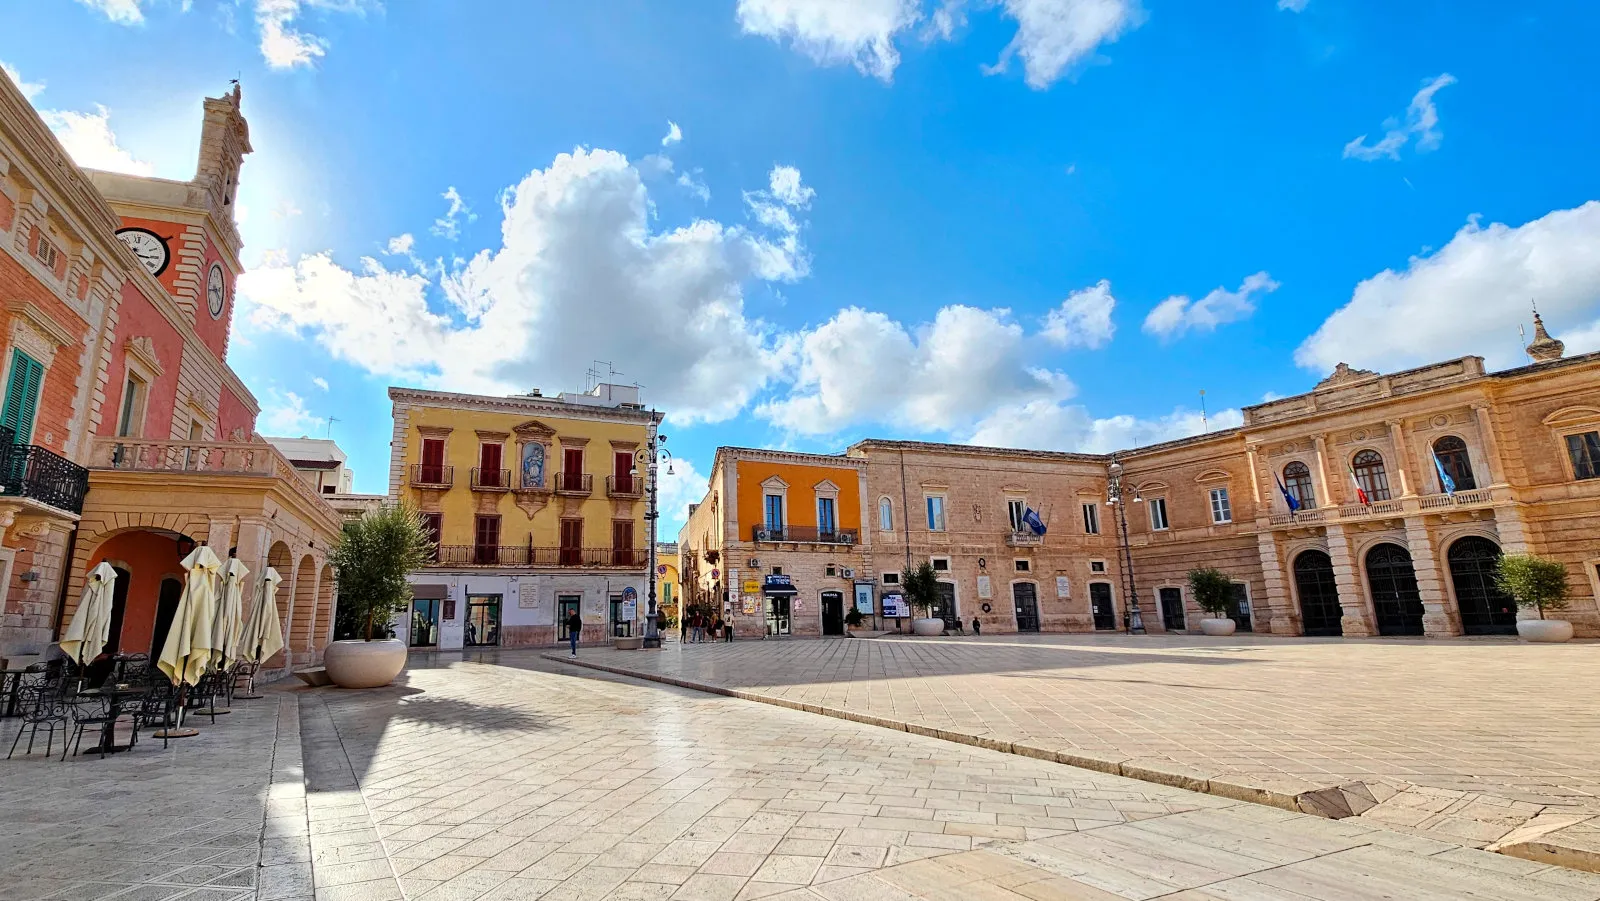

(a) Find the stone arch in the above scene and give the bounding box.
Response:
[1447,536,1516,635]
[314,563,335,649]
[1365,542,1423,636]
[1292,549,1342,637]
[291,553,317,652]
[262,541,294,668]
[79,527,198,660]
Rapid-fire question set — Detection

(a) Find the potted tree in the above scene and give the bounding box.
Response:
[903,562,946,636]
[1496,553,1574,643]
[844,606,864,636]
[1188,567,1237,636]
[324,502,434,688]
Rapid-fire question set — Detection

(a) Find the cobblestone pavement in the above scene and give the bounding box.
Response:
[542,633,1600,853]
[8,653,1600,900]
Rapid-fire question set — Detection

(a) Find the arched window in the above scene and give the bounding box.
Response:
[1432,436,1476,491]
[1352,450,1391,502]
[878,497,894,531]
[1283,462,1315,507]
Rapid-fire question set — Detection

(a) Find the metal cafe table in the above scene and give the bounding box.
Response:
[72,685,148,755]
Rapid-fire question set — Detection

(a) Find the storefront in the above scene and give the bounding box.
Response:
[763,574,796,636]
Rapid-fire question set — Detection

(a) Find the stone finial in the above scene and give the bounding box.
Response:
[1526,312,1565,363]
[1315,362,1379,390]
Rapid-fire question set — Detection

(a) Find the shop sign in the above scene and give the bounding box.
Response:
[881,593,907,618]
[743,580,761,594]
[764,574,792,586]
[854,583,873,615]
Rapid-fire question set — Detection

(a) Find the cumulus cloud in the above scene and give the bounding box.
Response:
[969,401,1244,453]
[2,61,45,101]
[1041,279,1115,349]
[384,234,415,256]
[430,186,476,240]
[767,164,815,207]
[40,106,155,176]
[657,457,709,537]
[1296,202,1600,373]
[239,148,809,424]
[662,121,683,146]
[255,0,374,69]
[259,390,326,436]
[1143,271,1278,341]
[1344,74,1457,162]
[737,0,1140,88]
[73,0,152,24]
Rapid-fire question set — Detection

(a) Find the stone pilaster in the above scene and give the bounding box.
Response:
[1326,524,1372,636]
[1255,530,1297,634]
[1388,419,1415,497]
[1404,516,1458,636]
[1473,403,1502,486]
[1313,435,1336,507]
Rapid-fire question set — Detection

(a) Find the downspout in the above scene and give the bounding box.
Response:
[898,449,912,568]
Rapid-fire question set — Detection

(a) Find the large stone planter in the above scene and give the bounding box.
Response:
[613,636,644,650]
[1517,619,1574,643]
[323,639,407,689]
[911,617,945,636]
[1199,618,1237,637]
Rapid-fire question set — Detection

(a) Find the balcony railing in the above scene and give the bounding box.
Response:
[1338,498,1404,518]
[410,464,454,488]
[471,468,511,491]
[554,472,592,495]
[606,474,643,498]
[0,441,89,515]
[88,436,340,527]
[751,525,858,545]
[1418,487,1495,510]
[1269,488,1504,526]
[433,545,649,568]
[1006,531,1044,547]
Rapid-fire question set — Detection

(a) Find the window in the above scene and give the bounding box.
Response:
[31,231,60,270]
[826,564,837,577]
[1089,560,1107,573]
[931,557,950,572]
[1007,499,1026,533]
[1148,497,1169,531]
[926,495,946,532]
[1014,559,1031,573]
[771,566,783,576]
[479,442,504,488]
[421,513,442,562]
[817,496,837,538]
[1082,503,1100,535]
[764,494,785,530]
[1568,432,1600,480]
[612,520,635,566]
[1352,450,1392,501]
[614,451,635,494]
[116,373,146,438]
[878,497,893,531]
[881,572,900,585]
[1208,487,1232,524]
[1283,461,1315,507]
[473,515,501,565]
[420,437,446,483]
[561,447,585,491]
[1,351,45,444]
[1431,436,1476,491]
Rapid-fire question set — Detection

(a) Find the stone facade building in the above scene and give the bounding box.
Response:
[683,335,1600,640]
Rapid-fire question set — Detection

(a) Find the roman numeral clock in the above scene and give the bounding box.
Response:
[114,226,170,277]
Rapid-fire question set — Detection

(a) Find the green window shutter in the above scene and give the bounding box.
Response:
[2,352,44,444]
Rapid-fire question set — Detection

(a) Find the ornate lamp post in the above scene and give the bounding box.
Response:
[1106,457,1146,634]
[633,424,672,648]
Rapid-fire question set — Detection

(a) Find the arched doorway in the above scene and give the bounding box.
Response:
[314,564,335,650]
[1293,550,1342,636]
[264,541,293,667]
[85,529,192,659]
[105,565,132,655]
[1366,543,1424,636]
[292,554,317,652]
[150,578,183,658]
[1449,537,1517,635]
[1013,582,1041,632]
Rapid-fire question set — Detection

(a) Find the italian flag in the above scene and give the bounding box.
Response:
[1347,466,1371,505]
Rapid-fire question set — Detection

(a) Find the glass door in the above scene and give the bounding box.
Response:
[1089,582,1116,630]
[410,599,439,648]
[765,596,791,636]
[558,595,581,639]
[464,594,501,647]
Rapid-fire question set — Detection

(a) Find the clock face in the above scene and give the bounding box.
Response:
[207,264,227,319]
[115,227,170,277]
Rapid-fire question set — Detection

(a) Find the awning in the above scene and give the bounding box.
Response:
[412,583,450,600]
[762,584,799,597]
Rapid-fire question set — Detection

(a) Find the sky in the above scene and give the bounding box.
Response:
[6,0,1600,538]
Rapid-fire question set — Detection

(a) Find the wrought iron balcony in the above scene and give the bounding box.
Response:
[554,472,592,495]
[470,468,511,491]
[432,545,649,568]
[606,474,643,498]
[410,463,454,488]
[751,525,858,545]
[0,440,89,515]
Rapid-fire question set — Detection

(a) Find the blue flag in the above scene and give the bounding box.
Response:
[1275,476,1301,512]
[1433,451,1456,496]
[1023,507,1047,536]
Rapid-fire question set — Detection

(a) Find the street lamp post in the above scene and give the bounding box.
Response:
[1106,457,1146,634]
[634,422,672,648]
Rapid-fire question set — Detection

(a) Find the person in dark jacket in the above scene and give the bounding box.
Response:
[971,617,981,636]
[566,611,583,656]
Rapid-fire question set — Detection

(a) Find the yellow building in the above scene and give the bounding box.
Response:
[388,384,660,649]
[655,542,680,627]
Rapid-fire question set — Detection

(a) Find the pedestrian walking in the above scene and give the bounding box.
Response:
[711,616,724,643]
[724,620,734,642]
[680,615,687,643]
[972,617,981,636]
[566,610,582,657]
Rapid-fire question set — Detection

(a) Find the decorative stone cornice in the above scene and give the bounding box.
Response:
[474,429,510,442]
[124,335,164,377]
[1316,362,1379,390]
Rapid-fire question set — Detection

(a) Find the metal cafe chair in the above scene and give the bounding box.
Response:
[6,671,72,759]
[64,691,117,760]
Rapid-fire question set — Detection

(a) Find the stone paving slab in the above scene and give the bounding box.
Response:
[535,634,1600,859]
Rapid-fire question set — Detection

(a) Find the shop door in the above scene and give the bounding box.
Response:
[610,594,632,637]
[1089,582,1116,630]
[1449,537,1517,635]
[1013,582,1040,632]
[1158,586,1185,632]
[410,599,439,648]
[1367,543,1425,636]
[558,596,581,639]
[930,581,958,629]
[149,578,183,658]
[465,595,500,647]
[765,595,792,636]
[1293,550,1343,636]
[821,591,845,635]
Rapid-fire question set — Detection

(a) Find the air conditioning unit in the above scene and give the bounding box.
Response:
[841,568,855,579]
[748,558,760,568]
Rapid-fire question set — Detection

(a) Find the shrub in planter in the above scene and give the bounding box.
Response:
[1496,553,1574,642]
[1187,566,1237,636]
[901,562,945,636]
[324,503,435,687]
[844,607,864,630]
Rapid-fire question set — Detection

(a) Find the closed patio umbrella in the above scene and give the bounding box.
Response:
[212,558,249,670]
[157,545,223,686]
[60,562,118,666]
[241,566,285,664]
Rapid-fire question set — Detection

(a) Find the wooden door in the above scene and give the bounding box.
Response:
[479,443,503,487]
[563,447,584,491]
[421,438,445,483]
[560,519,583,565]
[614,452,634,494]
[612,520,634,566]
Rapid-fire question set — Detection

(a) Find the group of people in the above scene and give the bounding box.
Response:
[680,612,732,643]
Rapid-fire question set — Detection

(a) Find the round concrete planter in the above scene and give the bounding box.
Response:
[911,617,945,636]
[1199,618,1237,637]
[1517,619,1574,643]
[323,639,407,689]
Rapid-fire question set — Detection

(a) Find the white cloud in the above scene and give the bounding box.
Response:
[662,121,683,146]
[981,0,1145,90]
[736,0,920,81]
[759,304,1072,435]
[74,0,152,24]
[741,165,815,281]
[1296,202,1600,373]
[657,457,708,537]
[767,164,815,207]
[312,376,330,391]
[40,106,155,176]
[1041,279,1115,349]
[430,186,475,240]
[1142,271,1278,341]
[969,401,1244,454]
[1343,74,1457,162]
[240,148,808,424]
[2,62,44,101]
[676,170,711,202]
[384,233,415,256]
[1277,0,1308,11]
[260,390,326,436]
[255,0,373,69]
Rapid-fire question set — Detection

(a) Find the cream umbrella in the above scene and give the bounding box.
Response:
[157,545,223,686]
[212,558,250,670]
[241,566,285,664]
[60,562,118,666]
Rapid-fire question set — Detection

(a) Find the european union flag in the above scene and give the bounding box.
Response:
[1433,451,1456,496]
[1275,476,1301,512]
[1023,507,1047,536]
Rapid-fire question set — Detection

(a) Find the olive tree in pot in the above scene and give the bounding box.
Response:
[1496,553,1574,643]
[1188,567,1237,636]
[325,503,435,688]
[903,562,946,636]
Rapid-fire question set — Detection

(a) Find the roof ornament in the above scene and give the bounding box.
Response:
[1315,362,1379,390]
[1525,303,1565,363]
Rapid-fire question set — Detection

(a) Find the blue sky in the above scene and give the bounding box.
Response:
[7,0,1600,536]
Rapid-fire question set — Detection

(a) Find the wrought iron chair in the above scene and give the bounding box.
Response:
[6,672,71,759]
[65,691,116,760]
[132,677,179,749]
[113,654,150,685]
[185,671,226,725]
[230,660,260,699]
